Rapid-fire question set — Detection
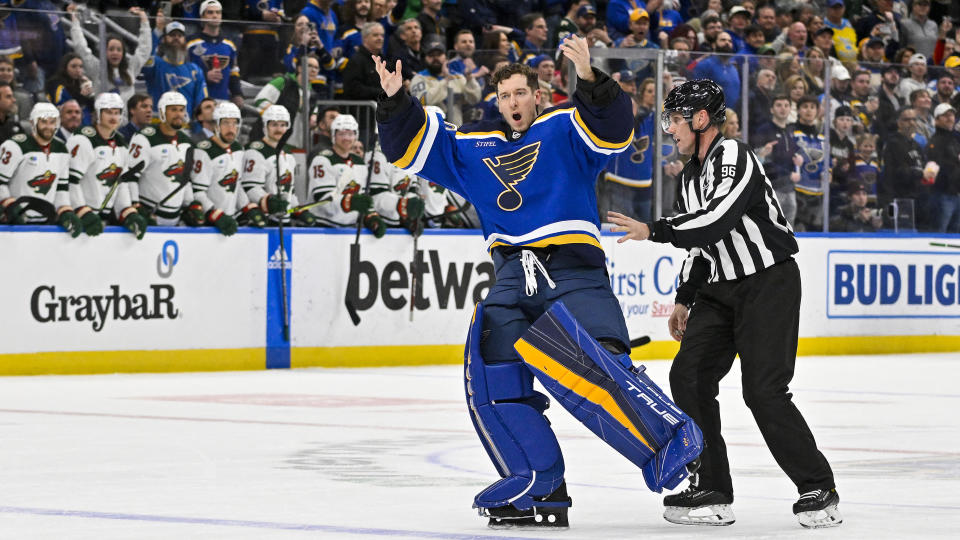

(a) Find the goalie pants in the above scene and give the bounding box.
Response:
[669,258,835,495]
[482,247,630,362]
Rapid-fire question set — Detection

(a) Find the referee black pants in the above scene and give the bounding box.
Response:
[669,259,835,496]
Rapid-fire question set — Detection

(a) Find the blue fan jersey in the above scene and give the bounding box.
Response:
[378,84,634,264]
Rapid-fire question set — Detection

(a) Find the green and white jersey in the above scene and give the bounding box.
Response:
[191,138,248,217]
[0,133,71,222]
[308,149,367,226]
[365,148,422,226]
[241,139,300,208]
[66,126,130,215]
[127,126,193,215]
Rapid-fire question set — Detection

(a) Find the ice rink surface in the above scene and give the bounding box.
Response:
[0,353,957,539]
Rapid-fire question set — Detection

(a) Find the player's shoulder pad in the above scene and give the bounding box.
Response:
[50,139,69,154]
[197,140,212,150]
[140,126,156,136]
[80,126,96,137]
[321,149,333,157]
[11,133,27,143]
[249,140,264,150]
[282,143,298,153]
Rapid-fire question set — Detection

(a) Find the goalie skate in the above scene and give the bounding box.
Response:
[794,489,842,529]
[480,482,571,529]
[663,485,735,526]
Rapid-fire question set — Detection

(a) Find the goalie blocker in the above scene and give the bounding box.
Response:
[465,301,702,528]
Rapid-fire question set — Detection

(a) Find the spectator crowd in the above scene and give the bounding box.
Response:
[2,0,960,234]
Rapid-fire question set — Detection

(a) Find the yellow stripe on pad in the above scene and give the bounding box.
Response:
[489,233,602,251]
[514,337,654,451]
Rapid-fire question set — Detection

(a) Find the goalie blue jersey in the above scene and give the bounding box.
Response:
[378,84,634,265]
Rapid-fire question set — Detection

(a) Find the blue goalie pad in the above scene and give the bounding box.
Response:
[464,304,567,510]
[513,301,703,493]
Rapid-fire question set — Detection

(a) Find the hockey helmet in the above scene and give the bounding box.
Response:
[330,113,359,138]
[157,91,188,123]
[212,101,242,134]
[94,92,125,124]
[660,79,726,133]
[262,104,290,125]
[29,102,60,133]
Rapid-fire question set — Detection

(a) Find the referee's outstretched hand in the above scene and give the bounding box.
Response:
[607,211,650,242]
[373,55,403,97]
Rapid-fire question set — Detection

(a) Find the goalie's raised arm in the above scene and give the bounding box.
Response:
[559,34,595,82]
[373,56,403,97]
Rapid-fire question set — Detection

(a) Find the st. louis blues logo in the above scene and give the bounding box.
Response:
[96,163,123,185]
[27,170,57,194]
[218,169,239,191]
[163,160,185,180]
[483,141,540,212]
[164,73,195,91]
[630,135,650,164]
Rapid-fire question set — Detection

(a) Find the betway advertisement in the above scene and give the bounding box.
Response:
[0,230,268,353]
[293,232,960,349]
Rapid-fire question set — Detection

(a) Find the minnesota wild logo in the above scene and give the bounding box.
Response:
[482,141,540,211]
[394,176,412,193]
[342,180,360,195]
[96,163,123,185]
[27,170,57,194]
[218,169,239,190]
[278,170,292,187]
[163,160,185,179]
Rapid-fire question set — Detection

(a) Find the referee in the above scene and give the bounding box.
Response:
[608,80,841,529]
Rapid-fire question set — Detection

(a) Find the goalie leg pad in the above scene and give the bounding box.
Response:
[513,300,703,493]
[464,304,566,511]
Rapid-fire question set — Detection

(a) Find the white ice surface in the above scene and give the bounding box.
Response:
[0,353,957,539]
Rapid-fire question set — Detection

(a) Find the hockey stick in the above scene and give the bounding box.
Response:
[101,161,145,211]
[274,128,294,342]
[930,242,960,249]
[152,147,195,211]
[345,130,379,326]
[286,198,330,214]
[401,176,422,323]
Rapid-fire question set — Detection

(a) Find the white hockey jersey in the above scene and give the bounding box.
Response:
[307,149,368,226]
[366,148,425,226]
[241,139,301,210]
[0,133,71,222]
[191,137,248,217]
[66,126,131,217]
[126,126,193,219]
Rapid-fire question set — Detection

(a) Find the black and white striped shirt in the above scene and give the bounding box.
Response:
[650,135,798,306]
